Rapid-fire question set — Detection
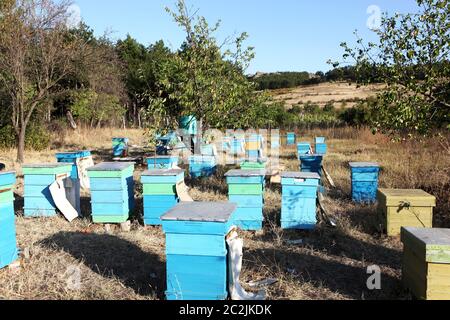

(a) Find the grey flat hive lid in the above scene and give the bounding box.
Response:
[161,202,237,223]
[225,169,266,177]
[281,172,321,179]
[23,163,72,168]
[87,162,134,171]
[403,227,450,246]
[349,162,380,168]
[142,169,184,176]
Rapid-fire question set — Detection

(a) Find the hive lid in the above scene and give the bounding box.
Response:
[87,162,134,171]
[378,189,436,207]
[225,169,266,177]
[23,163,72,168]
[349,162,379,168]
[0,171,16,176]
[401,227,450,263]
[281,172,321,180]
[161,202,237,223]
[56,150,91,155]
[299,154,323,158]
[142,169,184,176]
[146,156,178,159]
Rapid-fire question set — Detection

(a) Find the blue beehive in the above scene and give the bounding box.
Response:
[281,172,320,230]
[0,171,19,269]
[300,154,323,176]
[271,135,280,150]
[141,169,184,226]
[315,137,328,155]
[350,162,380,203]
[112,138,129,157]
[23,163,73,217]
[189,156,217,178]
[87,162,135,224]
[226,170,265,231]
[286,132,296,145]
[297,142,311,157]
[56,150,91,180]
[161,202,237,300]
[229,137,245,155]
[147,156,179,170]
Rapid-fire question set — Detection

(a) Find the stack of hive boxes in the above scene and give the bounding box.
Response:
[401,227,450,300]
[87,162,135,224]
[315,137,327,155]
[350,162,380,203]
[0,171,18,269]
[161,202,237,300]
[297,142,311,158]
[23,164,72,217]
[240,159,267,171]
[226,170,265,231]
[300,154,323,177]
[141,169,184,226]
[378,189,436,237]
[281,172,321,230]
[189,156,217,178]
[147,156,179,170]
[286,132,296,146]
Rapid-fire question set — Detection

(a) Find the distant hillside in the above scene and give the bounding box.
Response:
[271,82,384,109]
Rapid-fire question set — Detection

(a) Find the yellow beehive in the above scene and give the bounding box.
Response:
[377,189,436,237]
[401,227,450,300]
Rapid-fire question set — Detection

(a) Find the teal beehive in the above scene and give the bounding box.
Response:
[112,138,129,157]
[286,132,296,145]
[179,116,198,136]
[297,142,312,157]
[300,154,323,176]
[281,172,320,230]
[87,162,135,224]
[161,202,237,300]
[23,163,72,217]
[315,137,327,155]
[147,156,179,170]
[0,171,18,269]
[189,156,217,178]
[226,169,265,231]
[141,169,184,226]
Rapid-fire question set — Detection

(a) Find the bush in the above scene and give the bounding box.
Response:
[0,123,51,151]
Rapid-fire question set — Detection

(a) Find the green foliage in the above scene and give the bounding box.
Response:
[252,72,312,90]
[336,0,450,136]
[68,90,126,126]
[0,123,50,150]
[145,0,269,136]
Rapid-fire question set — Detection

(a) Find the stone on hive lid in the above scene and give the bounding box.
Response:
[161,202,237,223]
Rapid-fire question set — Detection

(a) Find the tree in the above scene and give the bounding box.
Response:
[335,0,450,136]
[146,0,267,152]
[0,0,87,162]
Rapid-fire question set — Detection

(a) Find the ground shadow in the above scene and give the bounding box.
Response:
[40,232,166,298]
[243,246,405,300]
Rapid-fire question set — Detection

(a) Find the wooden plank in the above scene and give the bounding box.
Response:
[402,228,450,263]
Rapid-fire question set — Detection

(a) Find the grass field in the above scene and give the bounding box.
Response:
[0,126,448,300]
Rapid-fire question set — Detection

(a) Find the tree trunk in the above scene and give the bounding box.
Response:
[66,111,77,130]
[194,118,203,154]
[17,128,26,163]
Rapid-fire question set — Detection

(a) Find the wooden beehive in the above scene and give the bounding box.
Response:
[315,137,327,155]
[281,172,320,230]
[378,189,436,237]
[189,156,217,178]
[112,138,129,157]
[300,154,323,176]
[401,227,450,300]
[141,169,184,226]
[297,142,311,157]
[23,163,72,217]
[87,162,135,224]
[350,162,380,203]
[226,169,265,231]
[146,156,179,170]
[0,171,18,269]
[161,202,237,300]
[286,132,296,145]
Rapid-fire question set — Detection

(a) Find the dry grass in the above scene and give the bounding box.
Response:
[0,126,448,300]
[272,82,384,109]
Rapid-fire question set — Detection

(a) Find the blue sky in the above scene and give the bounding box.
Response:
[72,0,419,74]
